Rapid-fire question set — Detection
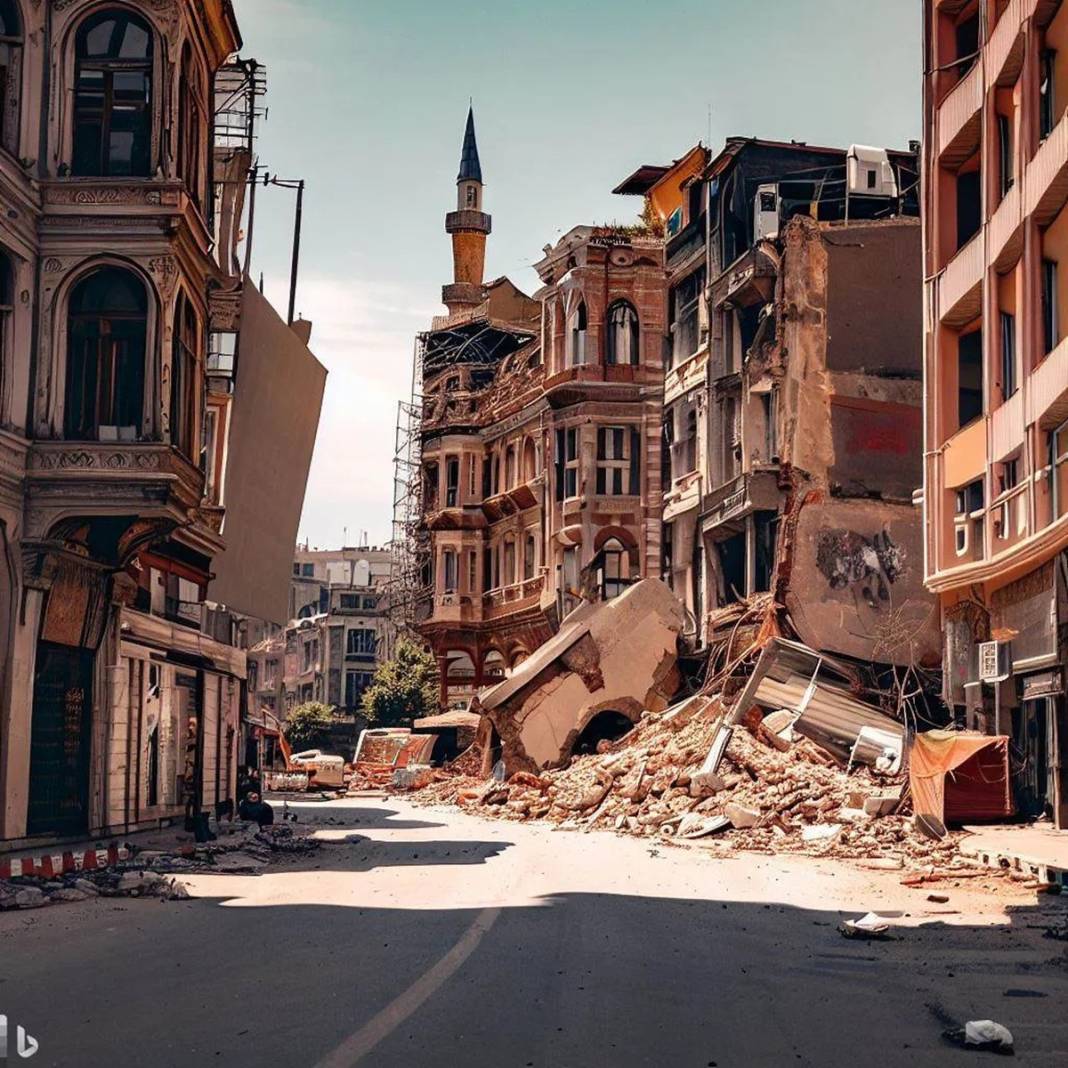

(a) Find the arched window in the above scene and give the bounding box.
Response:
[606,300,639,365]
[597,537,631,600]
[567,300,587,366]
[177,43,205,209]
[0,1,23,156]
[504,444,516,488]
[65,268,147,440]
[170,292,200,458]
[73,10,153,177]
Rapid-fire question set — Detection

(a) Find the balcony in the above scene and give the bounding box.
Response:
[1025,109,1068,226]
[25,441,208,540]
[938,233,984,326]
[937,60,983,166]
[984,0,1026,92]
[482,575,545,619]
[1029,334,1068,429]
[990,389,1024,461]
[664,469,702,521]
[990,482,1029,551]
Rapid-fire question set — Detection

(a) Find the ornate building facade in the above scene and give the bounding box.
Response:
[412,111,666,708]
[0,1,323,847]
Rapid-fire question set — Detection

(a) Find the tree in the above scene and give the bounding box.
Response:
[361,639,439,728]
[284,701,335,752]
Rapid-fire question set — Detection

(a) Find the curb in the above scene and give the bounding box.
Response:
[0,845,130,880]
[964,845,1068,888]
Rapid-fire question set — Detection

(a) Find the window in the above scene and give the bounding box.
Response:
[1040,50,1056,141]
[567,301,587,366]
[596,427,641,495]
[605,300,639,365]
[170,292,200,458]
[0,1,22,156]
[524,532,536,581]
[264,659,278,688]
[361,596,376,610]
[292,562,300,576]
[1051,421,1068,520]
[598,538,630,600]
[957,328,983,428]
[997,114,1014,198]
[956,165,981,250]
[424,461,439,510]
[503,538,516,586]
[177,44,205,210]
[555,426,579,500]
[207,331,236,376]
[467,550,477,594]
[346,629,376,656]
[345,671,373,708]
[669,268,704,368]
[73,10,153,177]
[65,268,147,440]
[954,9,979,79]
[445,457,459,507]
[301,563,314,577]
[761,389,778,461]
[301,638,318,672]
[504,444,516,488]
[339,593,358,609]
[1000,311,1016,399]
[1043,259,1059,355]
[442,549,458,593]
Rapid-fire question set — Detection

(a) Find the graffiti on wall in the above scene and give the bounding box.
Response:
[815,528,903,610]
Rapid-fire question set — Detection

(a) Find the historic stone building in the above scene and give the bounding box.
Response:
[412,111,667,709]
[0,1,323,847]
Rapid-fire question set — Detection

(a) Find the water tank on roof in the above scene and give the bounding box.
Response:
[846,145,898,199]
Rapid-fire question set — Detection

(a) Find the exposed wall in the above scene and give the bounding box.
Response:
[210,286,327,623]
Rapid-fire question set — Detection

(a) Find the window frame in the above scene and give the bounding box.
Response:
[605,299,639,366]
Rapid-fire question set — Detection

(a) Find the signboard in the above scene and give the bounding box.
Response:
[1022,670,1063,701]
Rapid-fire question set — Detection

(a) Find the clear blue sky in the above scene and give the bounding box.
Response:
[231,0,922,549]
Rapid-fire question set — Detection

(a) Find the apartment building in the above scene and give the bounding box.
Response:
[0,2,323,848]
[922,0,1068,826]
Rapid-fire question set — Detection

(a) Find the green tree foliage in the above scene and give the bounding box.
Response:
[283,701,335,751]
[360,640,439,728]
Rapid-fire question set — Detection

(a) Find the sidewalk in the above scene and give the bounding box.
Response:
[959,822,1068,887]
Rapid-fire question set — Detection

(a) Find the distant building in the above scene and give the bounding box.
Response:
[245,547,393,727]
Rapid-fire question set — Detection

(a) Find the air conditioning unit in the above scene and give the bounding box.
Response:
[978,640,1011,683]
[846,145,899,198]
[754,183,780,241]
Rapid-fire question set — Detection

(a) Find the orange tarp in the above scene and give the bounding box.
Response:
[910,730,1014,825]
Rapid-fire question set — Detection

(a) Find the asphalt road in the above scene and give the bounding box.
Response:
[1,797,1067,1068]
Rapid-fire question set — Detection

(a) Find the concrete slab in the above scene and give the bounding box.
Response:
[959,823,1068,888]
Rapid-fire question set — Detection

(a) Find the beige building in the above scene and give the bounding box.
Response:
[0,1,324,848]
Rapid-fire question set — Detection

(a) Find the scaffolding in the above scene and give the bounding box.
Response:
[214,57,267,153]
[387,335,430,637]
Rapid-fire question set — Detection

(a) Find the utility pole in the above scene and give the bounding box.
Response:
[288,179,305,326]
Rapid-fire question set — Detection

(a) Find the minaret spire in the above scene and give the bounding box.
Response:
[443,104,492,316]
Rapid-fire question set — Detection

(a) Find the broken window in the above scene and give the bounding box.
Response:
[669,267,704,368]
[717,532,746,605]
[65,267,147,440]
[424,462,439,510]
[753,511,778,593]
[1043,258,1059,355]
[567,301,588,366]
[170,291,200,459]
[605,300,639,365]
[72,10,153,177]
[0,1,22,156]
[957,327,983,428]
[555,426,579,500]
[596,426,640,495]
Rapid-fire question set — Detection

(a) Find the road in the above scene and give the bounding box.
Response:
[1,796,1066,1067]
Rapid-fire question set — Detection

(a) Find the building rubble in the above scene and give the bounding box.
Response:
[0,823,318,911]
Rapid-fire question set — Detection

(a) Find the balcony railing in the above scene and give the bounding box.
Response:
[990,482,1029,550]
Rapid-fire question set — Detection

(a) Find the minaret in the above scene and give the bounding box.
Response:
[443,106,492,316]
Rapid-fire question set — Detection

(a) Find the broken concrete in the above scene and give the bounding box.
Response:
[473,579,685,772]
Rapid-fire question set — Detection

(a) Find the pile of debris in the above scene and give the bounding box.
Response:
[410,694,964,870]
[0,823,318,911]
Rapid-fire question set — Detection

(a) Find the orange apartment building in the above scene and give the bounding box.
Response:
[923,0,1068,826]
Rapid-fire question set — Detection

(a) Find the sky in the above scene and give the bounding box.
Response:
[229,0,922,550]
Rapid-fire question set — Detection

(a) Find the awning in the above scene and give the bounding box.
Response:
[910,730,1013,826]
